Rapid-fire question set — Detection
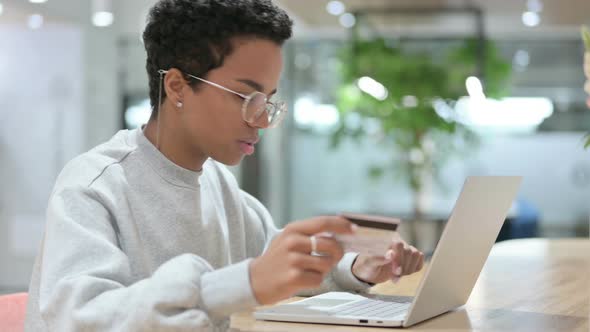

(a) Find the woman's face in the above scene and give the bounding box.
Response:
[177,37,284,166]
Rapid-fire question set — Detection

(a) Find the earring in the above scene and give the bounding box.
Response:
[176,101,183,108]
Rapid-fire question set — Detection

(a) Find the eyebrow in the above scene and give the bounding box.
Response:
[236,78,278,96]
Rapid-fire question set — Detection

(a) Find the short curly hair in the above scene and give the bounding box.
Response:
[143,0,293,116]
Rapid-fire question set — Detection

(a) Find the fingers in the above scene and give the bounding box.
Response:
[285,216,355,236]
[287,253,335,274]
[282,234,344,261]
[388,242,425,282]
[402,246,416,273]
[365,254,393,267]
[416,251,425,271]
[288,269,324,289]
[389,242,404,282]
[405,246,423,274]
[281,235,346,289]
[313,236,345,260]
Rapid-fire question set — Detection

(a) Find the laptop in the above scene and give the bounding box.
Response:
[254,176,522,328]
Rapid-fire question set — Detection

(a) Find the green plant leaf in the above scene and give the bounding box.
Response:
[582,25,590,51]
[368,166,385,180]
[332,35,511,194]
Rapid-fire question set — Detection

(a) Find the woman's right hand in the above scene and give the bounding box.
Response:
[249,216,356,305]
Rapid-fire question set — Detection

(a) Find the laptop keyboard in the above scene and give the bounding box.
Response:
[331,299,410,319]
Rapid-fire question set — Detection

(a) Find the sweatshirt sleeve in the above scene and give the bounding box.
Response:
[240,191,373,297]
[34,185,258,332]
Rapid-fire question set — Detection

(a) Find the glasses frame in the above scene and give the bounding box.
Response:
[158,69,287,128]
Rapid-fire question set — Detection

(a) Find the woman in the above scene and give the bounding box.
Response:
[25,1,424,331]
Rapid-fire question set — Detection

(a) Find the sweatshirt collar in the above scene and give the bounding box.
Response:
[135,128,203,188]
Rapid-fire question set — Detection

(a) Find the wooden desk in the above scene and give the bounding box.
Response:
[231,239,589,331]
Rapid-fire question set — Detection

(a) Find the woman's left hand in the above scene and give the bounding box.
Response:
[351,237,425,285]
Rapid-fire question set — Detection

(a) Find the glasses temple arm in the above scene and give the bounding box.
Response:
[158,69,256,101]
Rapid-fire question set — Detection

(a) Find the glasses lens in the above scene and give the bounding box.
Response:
[268,102,287,128]
[243,92,267,123]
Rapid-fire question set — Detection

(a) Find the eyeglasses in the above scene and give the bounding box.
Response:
[158,69,287,128]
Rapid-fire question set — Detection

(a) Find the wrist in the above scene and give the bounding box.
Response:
[249,257,268,304]
[351,255,376,286]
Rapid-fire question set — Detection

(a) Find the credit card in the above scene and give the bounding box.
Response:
[340,213,399,231]
[335,213,401,256]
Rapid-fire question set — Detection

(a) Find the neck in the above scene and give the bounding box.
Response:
[143,118,207,172]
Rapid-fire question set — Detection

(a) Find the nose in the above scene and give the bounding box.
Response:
[247,111,270,129]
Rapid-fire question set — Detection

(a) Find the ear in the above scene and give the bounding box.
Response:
[163,68,186,107]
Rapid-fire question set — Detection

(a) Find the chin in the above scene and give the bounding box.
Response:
[209,153,244,167]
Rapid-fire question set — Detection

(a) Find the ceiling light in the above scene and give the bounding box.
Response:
[326,1,346,16]
[93,11,114,27]
[522,11,540,27]
[92,0,114,27]
[29,0,48,3]
[339,12,356,28]
[0,3,3,16]
[27,14,44,29]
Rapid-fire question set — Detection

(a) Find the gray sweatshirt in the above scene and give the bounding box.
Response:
[25,128,370,332]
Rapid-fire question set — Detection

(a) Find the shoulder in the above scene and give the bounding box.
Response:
[54,130,137,193]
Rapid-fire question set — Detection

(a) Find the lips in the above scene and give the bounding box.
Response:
[238,141,255,155]
[238,137,259,156]
[239,137,260,145]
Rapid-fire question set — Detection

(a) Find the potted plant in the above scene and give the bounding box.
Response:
[331,37,511,221]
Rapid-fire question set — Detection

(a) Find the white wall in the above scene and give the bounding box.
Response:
[0,20,122,290]
[83,26,120,149]
[0,24,84,289]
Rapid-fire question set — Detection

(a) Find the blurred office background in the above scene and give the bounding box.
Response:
[0,0,589,293]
